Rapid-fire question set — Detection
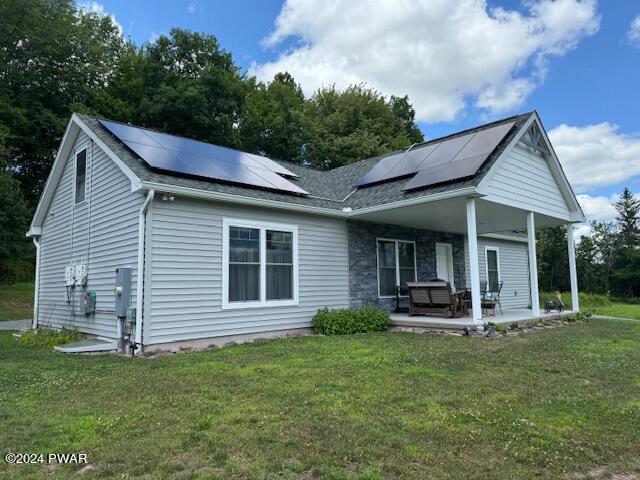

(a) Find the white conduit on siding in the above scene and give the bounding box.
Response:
[134,190,154,353]
[32,238,40,329]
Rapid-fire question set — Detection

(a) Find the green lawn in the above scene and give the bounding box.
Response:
[540,291,640,320]
[0,282,34,322]
[2,319,640,479]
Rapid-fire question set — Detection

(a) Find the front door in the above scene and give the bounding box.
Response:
[435,243,454,286]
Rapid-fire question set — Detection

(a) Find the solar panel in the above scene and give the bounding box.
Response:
[99,120,307,195]
[353,151,405,187]
[403,153,488,191]
[354,120,516,190]
[451,122,514,162]
[383,143,440,179]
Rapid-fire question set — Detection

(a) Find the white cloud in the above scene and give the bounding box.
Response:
[548,123,640,192]
[78,1,123,36]
[628,15,640,46]
[250,0,600,122]
[576,194,619,222]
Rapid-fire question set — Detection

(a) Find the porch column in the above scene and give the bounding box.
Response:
[466,198,482,324]
[527,212,541,316]
[567,223,580,312]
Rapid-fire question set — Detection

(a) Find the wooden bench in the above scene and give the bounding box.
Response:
[407,281,463,318]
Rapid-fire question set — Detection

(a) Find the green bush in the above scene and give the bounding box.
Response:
[495,324,507,335]
[18,328,82,350]
[313,306,390,335]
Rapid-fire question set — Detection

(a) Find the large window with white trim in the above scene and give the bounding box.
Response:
[377,239,416,297]
[223,219,298,308]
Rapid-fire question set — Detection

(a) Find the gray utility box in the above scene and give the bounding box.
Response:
[114,267,132,318]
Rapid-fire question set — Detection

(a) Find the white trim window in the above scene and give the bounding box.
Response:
[485,246,501,292]
[377,238,416,297]
[74,148,87,204]
[222,218,299,309]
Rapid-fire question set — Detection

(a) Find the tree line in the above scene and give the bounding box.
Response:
[0,0,422,281]
[537,188,640,298]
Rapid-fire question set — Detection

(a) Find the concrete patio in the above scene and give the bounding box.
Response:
[390,308,577,329]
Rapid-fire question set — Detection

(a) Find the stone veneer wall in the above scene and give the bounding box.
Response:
[347,219,466,311]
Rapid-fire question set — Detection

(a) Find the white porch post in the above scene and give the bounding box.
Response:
[527,212,541,316]
[567,223,580,312]
[466,198,482,324]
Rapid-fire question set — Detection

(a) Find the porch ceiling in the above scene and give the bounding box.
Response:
[349,197,570,235]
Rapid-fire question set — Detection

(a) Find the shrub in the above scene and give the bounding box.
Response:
[495,324,507,335]
[574,312,588,322]
[313,306,390,335]
[18,328,82,350]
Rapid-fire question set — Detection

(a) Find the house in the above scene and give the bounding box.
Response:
[27,111,584,352]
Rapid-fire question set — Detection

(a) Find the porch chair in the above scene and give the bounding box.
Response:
[481,281,504,316]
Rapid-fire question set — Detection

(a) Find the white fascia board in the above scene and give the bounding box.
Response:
[72,114,142,190]
[27,119,80,235]
[140,182,480,219]
[27,115,143,235]
[476,114,536,196]
[346,187,480,216]
[477,112,585,220]
[139,181,346,217]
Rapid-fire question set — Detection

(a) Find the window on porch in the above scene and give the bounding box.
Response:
[377,239,416,297]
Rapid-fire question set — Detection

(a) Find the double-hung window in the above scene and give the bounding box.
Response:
[75,149,87,204]
[377,238,416,297]
[223,218,298,308]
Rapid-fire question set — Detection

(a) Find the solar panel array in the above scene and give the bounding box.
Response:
[354,121,515,191]
[98,119,308,195]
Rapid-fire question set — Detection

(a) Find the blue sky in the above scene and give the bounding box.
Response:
[85,0,640,230]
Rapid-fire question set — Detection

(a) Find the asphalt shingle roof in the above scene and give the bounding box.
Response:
[77,111,533,212]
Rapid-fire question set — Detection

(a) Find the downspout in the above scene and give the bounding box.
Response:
[32,237,41,330]
[134,189,154,353]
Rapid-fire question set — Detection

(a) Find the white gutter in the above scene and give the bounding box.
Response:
[346,187,480,216]
[140,181,481,219]
[31,238,40,330]
[139,181,345,217]
[134,189,154,353]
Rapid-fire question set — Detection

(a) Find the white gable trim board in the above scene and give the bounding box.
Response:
[477,113,584,222]
[29,115,142,235]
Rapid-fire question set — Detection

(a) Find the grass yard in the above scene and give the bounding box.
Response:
[2,319,640,479]
[0,282,34,322]
[541,291,640,320]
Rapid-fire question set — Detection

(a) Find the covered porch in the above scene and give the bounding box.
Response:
[348,193,581,328]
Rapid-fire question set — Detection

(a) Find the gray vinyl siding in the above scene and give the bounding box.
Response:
[484,142,571,220]
[37,131,142,338]
[146,198,349,345]
[464,237,530,310]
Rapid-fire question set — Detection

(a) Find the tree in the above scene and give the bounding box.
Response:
[591,221,617,295]
[0,168,31,282]
[94,29,251,149]
[0,0,127,206]
[614,187,640,250]
[239,72,306,162]
[575,235,600,293]
[536,226,569,292]
[301,84,424,170]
